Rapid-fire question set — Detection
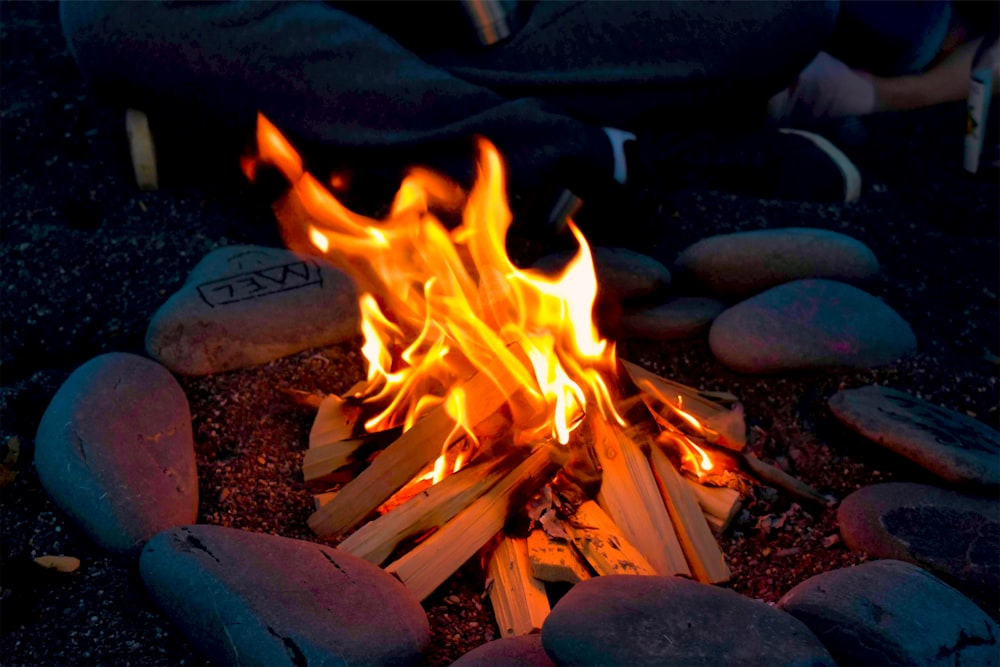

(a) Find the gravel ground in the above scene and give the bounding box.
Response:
[2,3,998,666]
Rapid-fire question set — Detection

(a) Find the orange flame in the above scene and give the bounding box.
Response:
[248,114,623,471]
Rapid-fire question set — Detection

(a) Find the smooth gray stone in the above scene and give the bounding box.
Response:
[709,279,916,374]
[140,525,430,667]
[532,247,671,304]
[541,575,835,666]
[450,635,556,667]
[34,353,197,554]
[830,385,1000,488]
[147,245,358,375]
[621,297,725,341]
[838,483,999,605]
[673,227,879,299]
[778,559,999,666]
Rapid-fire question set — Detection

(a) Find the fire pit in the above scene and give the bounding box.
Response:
[237,115,837,633]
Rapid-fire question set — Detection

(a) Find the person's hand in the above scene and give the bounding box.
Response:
[769,52,878,124]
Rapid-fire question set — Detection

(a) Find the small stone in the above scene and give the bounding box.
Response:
[451,635,557,667]
[140,525,429,666]
[620,297,725,341]
[541,575,834,666]
[532,247,671,304]
[778,560,999,666]
[709,279,916,374]
[838,483,999,606]
[146,245,358,375]
[35,353,197,554]
[673,227,879,299]
[829,385,1000,488]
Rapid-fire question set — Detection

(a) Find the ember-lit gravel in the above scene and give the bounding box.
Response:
[2,3,997,666]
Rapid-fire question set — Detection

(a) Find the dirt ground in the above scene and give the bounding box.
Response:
[1,3,998,666]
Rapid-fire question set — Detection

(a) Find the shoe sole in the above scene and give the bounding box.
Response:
[779,128,862,203]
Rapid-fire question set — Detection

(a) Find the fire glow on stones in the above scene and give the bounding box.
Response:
[242,114,741,623]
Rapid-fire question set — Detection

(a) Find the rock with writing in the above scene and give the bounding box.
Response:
[140,525,429,666]
[147,245,358,375]
[709,279,916,374]
[838,483,999,607]
[451,635,557,667]
[541,575,834,666]
[829,385,1000,488]
[34,353,197,554]
[620,297,725,341]
[778,559,999,666]
[673,227,879,299]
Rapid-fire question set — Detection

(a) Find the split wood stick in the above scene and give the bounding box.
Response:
[309,393,364,449]
[648,447,730,584]
[125,108,158,190]
[486,536,550,637]
[526,528,591,585]
[621,359,746,450]
[384,447,558,601]
[302,427,403,486]
[338,452,523,566]
[309,344,534,540]
[564,500,656,576]
[313,491,337,511]
[592,420,690,577]
[686,479,742,533]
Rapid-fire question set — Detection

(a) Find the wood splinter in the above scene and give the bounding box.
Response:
[564,501,656,577]
[526,528,591,585]
[486,536,550,637]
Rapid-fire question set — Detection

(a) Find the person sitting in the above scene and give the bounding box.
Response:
[60,0,866,231]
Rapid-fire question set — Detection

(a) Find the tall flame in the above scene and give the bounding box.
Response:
[247,114,623,456]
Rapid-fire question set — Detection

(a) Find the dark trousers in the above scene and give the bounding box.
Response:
[60,1,838,189]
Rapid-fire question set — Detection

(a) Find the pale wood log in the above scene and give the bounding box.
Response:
[309,344,534,539]
[302,427,403,486]
[526,528,591,585]
[564,500,656,576]
[125,108,158,190]
[592,419,690,576]
[622,359,745,450]
[486,536,550,637]
[338,451,523,566]
[648,447,730,584]
[686,480,742,533]
[309,393,363,449]
[384,446,558,601]
[314,491,337,511]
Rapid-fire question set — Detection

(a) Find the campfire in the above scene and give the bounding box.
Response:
[242,114,792,635]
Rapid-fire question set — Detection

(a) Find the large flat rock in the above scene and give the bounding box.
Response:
[673,227,879,299]
[709,279,916,374]
[779,559,998,665]
[838,483,999,606]
[829,385,1000,488]
[140,525,430,666]
[541,575,834,666]
[34,353,197,554]
[146,245,358,375]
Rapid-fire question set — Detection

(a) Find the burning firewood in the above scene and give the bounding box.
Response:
[526,528,591,585]
[308,388,365,449]
[337,451,524,566]
[384,447,558,601]
[686,480,742,534]
[649,447,730,584]
[302,428,402,486]
[591,418,690,577]
[563,501,656,576]
[485,536,550,636]
[309,344,535,540]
